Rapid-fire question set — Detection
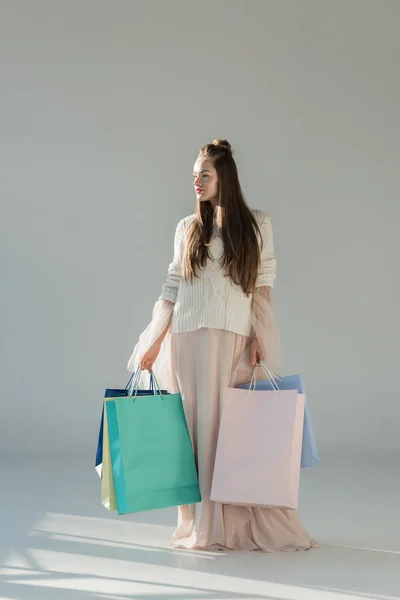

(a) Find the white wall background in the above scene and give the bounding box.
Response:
[1,0,399,462]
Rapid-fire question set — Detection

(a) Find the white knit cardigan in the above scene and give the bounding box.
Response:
[159,209,276,338]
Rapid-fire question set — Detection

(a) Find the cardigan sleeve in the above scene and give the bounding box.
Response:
[159,218,186,303]
[255,214,276,289]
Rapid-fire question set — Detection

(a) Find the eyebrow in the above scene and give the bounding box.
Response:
[194,169,211,175]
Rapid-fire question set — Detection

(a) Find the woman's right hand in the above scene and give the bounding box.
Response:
[140,341,162,372]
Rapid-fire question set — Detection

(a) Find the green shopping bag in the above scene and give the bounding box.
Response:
[106,371,201,514]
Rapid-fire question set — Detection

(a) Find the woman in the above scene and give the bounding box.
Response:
[129,139,316,552]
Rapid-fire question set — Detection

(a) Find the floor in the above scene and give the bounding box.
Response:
[0,458,399,600]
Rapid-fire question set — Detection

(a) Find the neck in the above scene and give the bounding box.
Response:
[208,194,219,207]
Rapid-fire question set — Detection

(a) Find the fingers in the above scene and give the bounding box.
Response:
[251,351,265,367]
[140,360,153,372]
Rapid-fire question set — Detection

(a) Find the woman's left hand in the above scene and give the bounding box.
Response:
[250,337,265,367]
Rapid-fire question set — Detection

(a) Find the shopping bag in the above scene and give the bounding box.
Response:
[237,371,319,468]
[99,373,167,511]
[106,371,201,514]
[211,371,305,510]
[95,373,167,478]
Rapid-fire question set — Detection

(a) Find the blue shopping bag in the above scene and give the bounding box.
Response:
[237,372,319,468]
[95,372,167,477]
[106,371,201,514]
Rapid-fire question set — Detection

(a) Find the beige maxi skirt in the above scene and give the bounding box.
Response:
[169,327,317,552]
[127,292,317,552]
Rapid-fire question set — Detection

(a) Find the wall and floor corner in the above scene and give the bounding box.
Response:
[1,1,399,598]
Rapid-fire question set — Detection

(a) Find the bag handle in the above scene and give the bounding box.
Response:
[125,372,134,391]
[126,370,155,394]
[149,371,165,400]
[128,368,142,397]
[128,368,165,400]
[248,361,281,393]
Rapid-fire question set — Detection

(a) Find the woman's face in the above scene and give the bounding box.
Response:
[193,157,219,204]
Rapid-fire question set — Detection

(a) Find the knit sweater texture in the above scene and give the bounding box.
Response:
[159,209,276,337]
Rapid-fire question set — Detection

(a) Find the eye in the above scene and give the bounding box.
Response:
[202,174,209,179]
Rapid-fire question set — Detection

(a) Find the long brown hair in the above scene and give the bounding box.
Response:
[183,139,262,296]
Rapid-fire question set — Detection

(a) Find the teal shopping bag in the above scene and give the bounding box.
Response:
[106,372,201,514]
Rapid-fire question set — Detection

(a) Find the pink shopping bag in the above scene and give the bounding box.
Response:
[210,388,305,510]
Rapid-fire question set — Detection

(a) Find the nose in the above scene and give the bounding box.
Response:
[194,175,202,188]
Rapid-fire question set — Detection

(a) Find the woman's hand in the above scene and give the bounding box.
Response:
[140,340,162,372]
[139,311,173,372]
[250,337,265,367]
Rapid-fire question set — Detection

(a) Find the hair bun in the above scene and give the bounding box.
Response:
[212,139,233,154]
